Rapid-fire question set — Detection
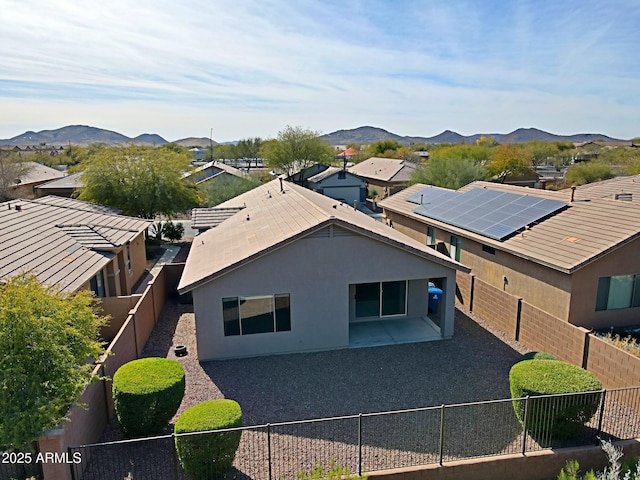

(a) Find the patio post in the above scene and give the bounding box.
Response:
[521,396,530,455]
[438,404,445,466]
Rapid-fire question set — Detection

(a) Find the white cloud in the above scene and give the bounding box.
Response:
[1,0,638,140]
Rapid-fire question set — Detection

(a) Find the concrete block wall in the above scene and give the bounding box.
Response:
[471,278,519,339]
[586,335,640,388]
[518,301,589,367]
[368,439,640,480]
[454,272,473,309]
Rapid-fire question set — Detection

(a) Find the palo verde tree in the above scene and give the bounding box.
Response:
[260,126,334,182]
[0,274,106,450]
[78,144,200,218]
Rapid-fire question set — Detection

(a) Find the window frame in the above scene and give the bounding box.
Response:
[596,274,640,311]
[222,293,291,336]
[426,227,436,248]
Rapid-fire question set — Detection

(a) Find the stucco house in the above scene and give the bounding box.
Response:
[7,161,66,199]
[0,196,150,297]
[348,157,416,199]
[306,166,367,206]
[185,160,247,186]
[178,179,469,361]
[379,180,640,330]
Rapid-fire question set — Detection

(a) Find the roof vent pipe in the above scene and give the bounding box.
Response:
[420,194,423,204]
[15,204,21,211]
[279,178,283,192]
[570,186,576,203]
[353,200,357,210]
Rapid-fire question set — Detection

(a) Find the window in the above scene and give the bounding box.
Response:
[426,227,436,248]
[450,235,461,262]
[222,294,291,336]
[482,244,496,255]
[90,270,106,297]
[596,275,640,311]
[355,281,407,317]
[125,245,132,275]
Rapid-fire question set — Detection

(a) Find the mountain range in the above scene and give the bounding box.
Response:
[0,124,625,147]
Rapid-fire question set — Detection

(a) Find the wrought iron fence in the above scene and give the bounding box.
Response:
[67,386,640,480]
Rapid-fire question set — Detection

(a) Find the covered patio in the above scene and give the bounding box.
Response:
[348,316,442,348]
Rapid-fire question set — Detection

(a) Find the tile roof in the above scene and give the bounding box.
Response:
[35,171,84,191]
[380,181,640,274]
[178,179,468,293]
[559,174,640,203]
[12,162,65,186]
[191,206,245,230]
[0,197,151,291]
[348,157,416,182]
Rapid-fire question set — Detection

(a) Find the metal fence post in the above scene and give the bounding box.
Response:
[267,423,272,480]
[171,433,179,480]
[438,404,445,466]
[521,396,529,456]
[358,414,363,477]
[596,389,608,441]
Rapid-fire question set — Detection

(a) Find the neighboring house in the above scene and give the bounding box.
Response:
[34,171,84,198]
[7,162,66,199]
[0,196,150,297]
[559,174,640,203]
[178,179,469,361]
[306,166,367,206]
[380,181,640,330]
[282,162,329,185]
[348,157,416,198]
[500,169,540,188]
[191,206,245,234]
[189,147,206,162]
[185,160,247,186]
[336,147,359,160]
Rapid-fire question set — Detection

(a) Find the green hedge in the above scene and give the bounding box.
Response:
[113,357,185,437]
[174,399,242,480]
[510,360,602,439]
[517,351,557,362]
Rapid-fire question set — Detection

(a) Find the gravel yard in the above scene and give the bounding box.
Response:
[82,302,532,479]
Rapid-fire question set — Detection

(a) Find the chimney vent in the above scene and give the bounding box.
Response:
[15,204,21,211]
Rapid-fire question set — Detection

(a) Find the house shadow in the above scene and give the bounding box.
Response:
[199,310,526,460]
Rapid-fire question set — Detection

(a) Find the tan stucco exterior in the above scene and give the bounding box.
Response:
[385,210,640,330]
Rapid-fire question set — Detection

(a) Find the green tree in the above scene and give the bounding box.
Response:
[487,144,533,181]
[565,161,614,185]
[367,139,402,157]
[260,126,334,181]
[410,156,490,190]
[211,143,238,162]
[0,274,105,450]
[0,151,32,201]
[236,137,264,170]
[78,145,200,218]
[203,175,261,206]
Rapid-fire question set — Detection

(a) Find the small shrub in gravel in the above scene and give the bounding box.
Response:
[517,351,557,362]
[510,360,602,439]
[174,399,242,480]
[296,460,368,479]
[113,357,185,437]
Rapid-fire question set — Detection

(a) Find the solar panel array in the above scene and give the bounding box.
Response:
[408,187,567,241]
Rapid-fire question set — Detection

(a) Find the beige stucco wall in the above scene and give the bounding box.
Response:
[386,212,573,321]
[569,237,640,329]
[190,225,458,360]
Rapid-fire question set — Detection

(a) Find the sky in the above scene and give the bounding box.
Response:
[1,0,639,142]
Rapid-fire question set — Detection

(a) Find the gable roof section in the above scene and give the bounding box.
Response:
[560,174,640,203]
[307,166,364,184]
[0,197,151,291]
[348,157,416,182]
[380,182,640,274]
[34,171,84,191]
[178,179,468,294]
[11,162,65,186]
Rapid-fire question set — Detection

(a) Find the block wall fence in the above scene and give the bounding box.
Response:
[38,263,186,480]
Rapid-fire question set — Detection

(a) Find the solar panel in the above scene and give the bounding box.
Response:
[411,187,567,241]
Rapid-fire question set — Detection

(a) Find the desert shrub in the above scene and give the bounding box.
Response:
[174,399,242,480]
[296,460,368,479]
[113,358,185,437]
[556,440,640,480]
[510,360,602,439]
[163,221,185,242]
[601,333,640,358]
[150,221,166,241]
[518,351,557,362]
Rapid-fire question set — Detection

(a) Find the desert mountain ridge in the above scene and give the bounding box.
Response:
[0,124,626,147]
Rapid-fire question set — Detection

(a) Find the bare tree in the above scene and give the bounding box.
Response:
[0,150,32,201]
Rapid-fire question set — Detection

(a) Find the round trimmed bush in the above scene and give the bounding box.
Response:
[174,399,242,480]
[517,351,557,363]
[113,357,185,437]
[510,360,602,439]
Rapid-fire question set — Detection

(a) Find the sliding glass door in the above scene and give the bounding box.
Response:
[355,281,407,318]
